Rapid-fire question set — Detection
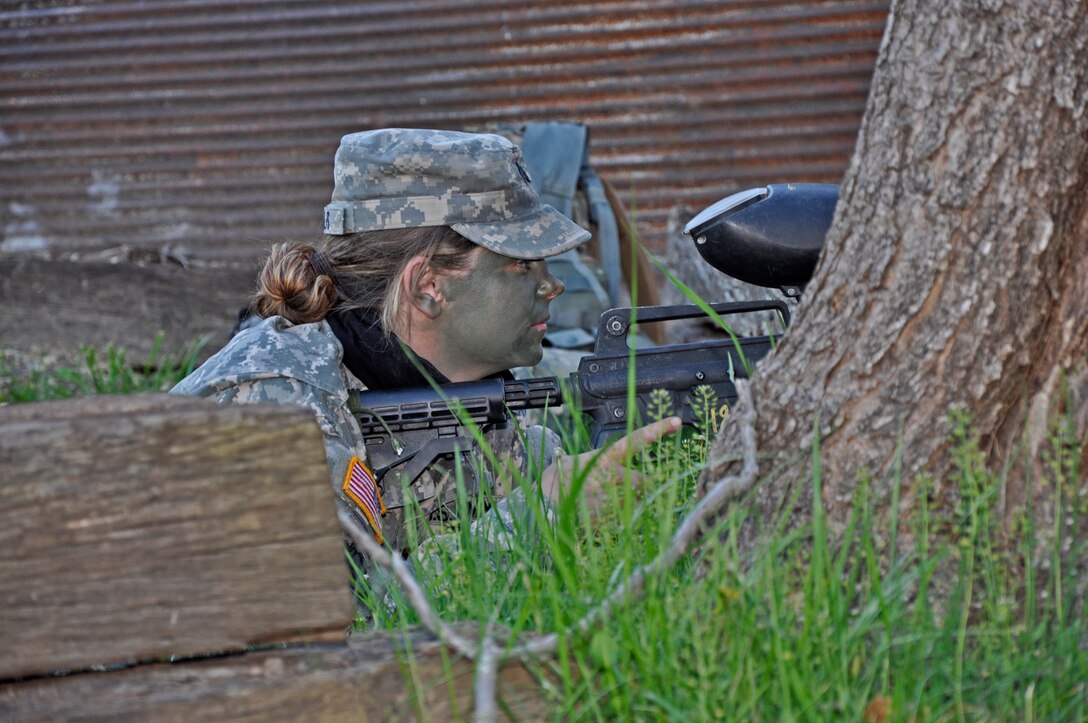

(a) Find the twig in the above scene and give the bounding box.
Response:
[339,510,507,721]
[337,509,480,660]
[474,639,501,723]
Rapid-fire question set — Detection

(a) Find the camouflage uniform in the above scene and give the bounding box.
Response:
[175,128,588,588]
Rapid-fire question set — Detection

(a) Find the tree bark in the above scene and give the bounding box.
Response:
[704,0,1088,541]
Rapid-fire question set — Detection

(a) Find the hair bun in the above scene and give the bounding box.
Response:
[252,244,339,324]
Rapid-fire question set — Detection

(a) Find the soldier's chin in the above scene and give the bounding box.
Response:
[512,346,544,369]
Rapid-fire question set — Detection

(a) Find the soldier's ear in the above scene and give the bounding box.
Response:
[402,255,442,320]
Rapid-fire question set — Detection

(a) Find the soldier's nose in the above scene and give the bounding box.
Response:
[538,273,564,300]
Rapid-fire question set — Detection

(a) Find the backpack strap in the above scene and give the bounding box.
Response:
[580,165,622,307]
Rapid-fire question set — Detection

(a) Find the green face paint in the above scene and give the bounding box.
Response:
[435,247,564,378]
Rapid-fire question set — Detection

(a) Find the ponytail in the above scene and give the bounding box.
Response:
[252,243,339,324]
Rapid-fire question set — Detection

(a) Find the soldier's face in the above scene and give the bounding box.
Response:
[436,247,564,376]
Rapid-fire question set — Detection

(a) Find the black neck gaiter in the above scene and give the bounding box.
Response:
[325,308,449,390]
[325,308,514,390]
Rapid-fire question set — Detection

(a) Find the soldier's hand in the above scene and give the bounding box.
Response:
[540,416,682,513]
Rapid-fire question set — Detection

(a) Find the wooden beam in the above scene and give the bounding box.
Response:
[0,394,354,680]
[0,631,551,721]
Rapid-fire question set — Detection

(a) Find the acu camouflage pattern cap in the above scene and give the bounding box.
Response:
[323,128,590,259]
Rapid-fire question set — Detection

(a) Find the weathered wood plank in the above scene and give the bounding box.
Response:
[0,394,354,680]
[0,256,257,365]
[0,632,550,722]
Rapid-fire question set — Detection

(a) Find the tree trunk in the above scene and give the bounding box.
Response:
[704,0,1088,543]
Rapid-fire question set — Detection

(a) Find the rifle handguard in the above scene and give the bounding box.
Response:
[350,377,562,485]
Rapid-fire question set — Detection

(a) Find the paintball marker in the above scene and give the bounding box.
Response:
[351,183,839,487]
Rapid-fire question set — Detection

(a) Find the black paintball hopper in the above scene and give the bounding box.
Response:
[684,183,839,295]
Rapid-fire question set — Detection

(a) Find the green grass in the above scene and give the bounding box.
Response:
[357,400,1088,721]
[9,334,1083,720]
[0,333,205,403]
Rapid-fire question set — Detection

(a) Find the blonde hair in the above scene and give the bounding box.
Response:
[252,226,476,333]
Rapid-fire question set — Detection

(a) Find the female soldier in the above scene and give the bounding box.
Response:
[172,128,679,579]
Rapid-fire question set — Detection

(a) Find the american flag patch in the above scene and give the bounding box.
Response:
[341,456,387,544]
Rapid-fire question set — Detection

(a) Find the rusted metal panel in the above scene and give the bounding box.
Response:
[1,0,889,259]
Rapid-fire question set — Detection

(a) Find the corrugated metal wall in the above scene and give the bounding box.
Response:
[1,0,889,260]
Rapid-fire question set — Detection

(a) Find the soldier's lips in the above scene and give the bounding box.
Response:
[531,318,549,332]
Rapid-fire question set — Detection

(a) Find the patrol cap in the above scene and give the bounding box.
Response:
[323,128,591,259]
